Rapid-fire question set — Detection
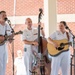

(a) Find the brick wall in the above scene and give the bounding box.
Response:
[57,0,75,14]
[0,0,75,75]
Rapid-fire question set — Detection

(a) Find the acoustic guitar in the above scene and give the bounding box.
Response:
[0,30,23,46]
[47,39,71,56]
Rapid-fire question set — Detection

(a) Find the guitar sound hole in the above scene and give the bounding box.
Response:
[57,47,64,51]
[60,43,64,47]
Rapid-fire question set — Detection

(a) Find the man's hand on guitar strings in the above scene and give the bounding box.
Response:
[53,42,58,48]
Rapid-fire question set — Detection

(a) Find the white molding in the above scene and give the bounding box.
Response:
[8,15,44,24]
[8,14,75,25]
[57,14,75,22]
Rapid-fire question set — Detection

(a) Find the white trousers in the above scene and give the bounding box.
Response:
[24,46,33,75]
[0,45,7,75]
[50,51,70,75]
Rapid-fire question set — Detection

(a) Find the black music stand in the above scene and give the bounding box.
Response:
[65,25,75,75]
[7,20,15,75]
[70,36,75,75]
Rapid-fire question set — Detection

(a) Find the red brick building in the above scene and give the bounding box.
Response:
[0,0,75,75]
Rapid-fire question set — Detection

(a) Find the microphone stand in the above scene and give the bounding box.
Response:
[8,20,14,33]
[65,26,75,75]
[7,20,15,75]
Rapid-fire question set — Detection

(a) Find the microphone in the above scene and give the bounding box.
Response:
[4,17,8,21]
[64,24,71,32]
[63,23,69,29]
[39,8,43,15]
[4,18,11,25]
[65,25,69,29]
[4,17,14,33]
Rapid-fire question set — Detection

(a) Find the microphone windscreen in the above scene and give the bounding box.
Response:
[4,17,8,21]
[65,26,69,29]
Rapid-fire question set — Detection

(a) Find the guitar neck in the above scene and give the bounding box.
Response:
[5,31,23,39]
[64,42,71,45]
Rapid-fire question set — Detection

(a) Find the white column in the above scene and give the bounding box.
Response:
[44,0,57,38]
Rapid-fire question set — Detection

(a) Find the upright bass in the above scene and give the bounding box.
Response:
[36,9,48,75]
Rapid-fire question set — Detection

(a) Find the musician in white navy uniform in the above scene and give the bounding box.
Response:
[47,21,72,75]
[22,18,45,75]
[0,11,12,75]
